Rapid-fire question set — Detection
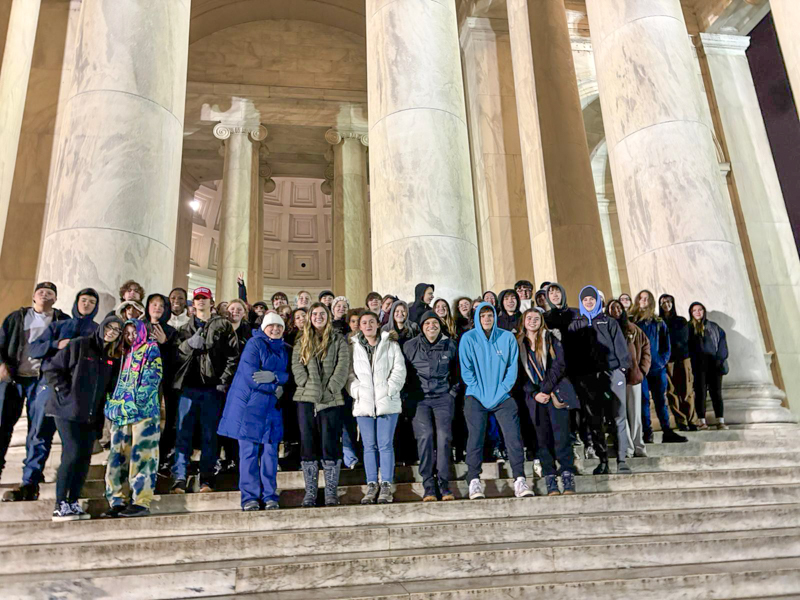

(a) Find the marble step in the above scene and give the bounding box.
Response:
[1,475,798,528]
[20,450,800,502]
[2,502,799,571]
[3,528,799,597]
[197,558,800,600]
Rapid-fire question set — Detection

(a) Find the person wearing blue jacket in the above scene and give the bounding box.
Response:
[3,288,100,502]
[217,312,290,511]
[632,290,687,445]
[459,303,533,500]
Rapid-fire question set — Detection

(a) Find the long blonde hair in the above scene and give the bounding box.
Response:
[517,308,547,367]
[298,302,333,365]
[631,289,657,323]
[433,298,456,337]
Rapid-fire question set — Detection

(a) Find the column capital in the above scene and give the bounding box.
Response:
[325,128,368,147]
[213,122,267,142]
[699,32,751,54]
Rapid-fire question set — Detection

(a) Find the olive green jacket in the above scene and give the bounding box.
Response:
[291,332,350,412]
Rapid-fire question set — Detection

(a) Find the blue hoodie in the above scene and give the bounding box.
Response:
[458,302,519,410]
[578,285,603,325]
[29,288,100,360]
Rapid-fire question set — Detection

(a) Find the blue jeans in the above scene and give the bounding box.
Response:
[238,440,279,506]
[357,413,399,484]
[641,368,670,435]
[172,387,221,485]
[23,381,57,485]
[0,377,35,477]
[342,394,360,468]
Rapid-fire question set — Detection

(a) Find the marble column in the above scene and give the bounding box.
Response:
[701,32,800,416]
[366,0,480,301]
[173,170,199,291]
[507,0,611,297]
[0,0,41,259]
[461,17,534,293]
[213,121,267,304]
[37,0,191,315]
[586,0,793,424]
[771,0,800,102]
[327,128,371,304]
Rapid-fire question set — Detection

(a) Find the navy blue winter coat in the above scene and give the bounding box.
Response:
[217,328,289,445]
[635,317,671,372]
[29,288,100,361]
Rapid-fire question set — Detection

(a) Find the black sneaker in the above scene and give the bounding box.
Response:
[52,501,78,522]
[2,482,39,502]
[662,429,688,444]
[120,504,150,518]
[101,504,127,518]
[643,432,654,444]
[593,462,610,475]
[687,423,698,432]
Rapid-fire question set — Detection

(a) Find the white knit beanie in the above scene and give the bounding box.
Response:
[261,311,285,331]
[332,296,349,312]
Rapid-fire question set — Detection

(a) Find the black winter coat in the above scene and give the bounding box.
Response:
[402,333,460,402]
[496,290,522,334]
[408,282,434,325]
[144,293,178,386]
[568,313,632,375]
[173,315,239,390]
[42,317,121,425]
[0,306,68,373]
[517,333,579,410]
[659,294,690,362]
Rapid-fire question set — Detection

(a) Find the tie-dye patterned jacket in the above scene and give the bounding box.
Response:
[106,319,163,426]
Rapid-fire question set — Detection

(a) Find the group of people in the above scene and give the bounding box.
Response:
[0,275,729,519]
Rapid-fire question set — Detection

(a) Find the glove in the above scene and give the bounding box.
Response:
[216,384,228,395]
[187,330,206,350]
[253,370,276,384]
[275,386,284,400]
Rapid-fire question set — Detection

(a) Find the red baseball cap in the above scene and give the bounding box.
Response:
[193,287,213,300]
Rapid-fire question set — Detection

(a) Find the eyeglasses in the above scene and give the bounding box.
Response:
[106,326,122,334]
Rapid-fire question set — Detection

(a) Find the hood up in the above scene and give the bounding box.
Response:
[413,283,434,305]
[96,315,123,346]
[472,302,501,344]
[144,293,172,326]
[72,288,100,320]
[386,299,411,332]
[578,285,603,325]
[688,301,708,322]
[544,283,568,311]
[115,300,145,321]
[497,289,521,316]
[124,318,150,352]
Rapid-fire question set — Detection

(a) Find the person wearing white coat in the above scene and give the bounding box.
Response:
[347,311,406,504]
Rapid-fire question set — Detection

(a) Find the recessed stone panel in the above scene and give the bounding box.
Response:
[264,211,281,241]
[263,248,280,279]
[288,214,318,243]
[288,250,319,280]
[323,214,332,243]
[289,180,317,208]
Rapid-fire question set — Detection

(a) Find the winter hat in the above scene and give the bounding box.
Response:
[319,290,334,300]
[420,310,443,329]
[332,296,349,312]
[578,285,602,325]
[253,301,268,310]
[261,311,285,331]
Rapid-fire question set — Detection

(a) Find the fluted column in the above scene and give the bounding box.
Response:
[366,0,480,301]
[173,170,199,291]
[37,0,190,315]
[507,0,611,296]
[586,0,794,424]
[327,128,371,303]
[213,121,267,304]
[771,0,800,102]
[0,0,41,257]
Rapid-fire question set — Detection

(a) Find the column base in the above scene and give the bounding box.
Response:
[721,383,798,425]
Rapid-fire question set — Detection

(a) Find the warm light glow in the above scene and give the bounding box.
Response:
[190,199,201,211]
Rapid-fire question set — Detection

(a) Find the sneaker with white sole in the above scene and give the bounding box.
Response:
[69,502,90,520]
[52,501,79,522]
[533,459,543,478]
[514,476,534,498]
[468,478,485,500]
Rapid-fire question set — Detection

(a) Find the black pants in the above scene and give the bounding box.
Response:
[464,396,525,482]
[411,394,454,495]
[452,391,468,461]
[693,362,724,420]
[54,418,96,505]
[516,394,537,457]
[297,403,343,462]
[159,388,180,462]
[573,372,614,463]
[526,398,574,476]
[0,377,38,477]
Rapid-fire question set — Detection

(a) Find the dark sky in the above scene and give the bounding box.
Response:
[748,13,800,256]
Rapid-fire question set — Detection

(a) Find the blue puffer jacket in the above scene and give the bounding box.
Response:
[217,328,289,444]
[636,317,671,372]
[29,288,100,361]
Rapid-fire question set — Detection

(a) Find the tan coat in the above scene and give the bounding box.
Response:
[624,322,651,385]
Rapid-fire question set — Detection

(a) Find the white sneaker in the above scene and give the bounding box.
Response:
[533,459,542,478]
[514,477,534,498]
[468,478,485,500]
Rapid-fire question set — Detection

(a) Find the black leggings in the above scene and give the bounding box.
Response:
[297,403,343,462]
[693,362,724,420]
[54,418,96,505]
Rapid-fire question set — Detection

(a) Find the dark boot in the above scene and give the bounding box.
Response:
[301,460,319,507]
[593,461,610,475]
[2,482,39,502]
[561,471,576,495]
[322,459,341,506]
[545,474,560,496]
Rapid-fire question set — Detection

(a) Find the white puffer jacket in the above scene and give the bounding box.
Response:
[348,331,407,417]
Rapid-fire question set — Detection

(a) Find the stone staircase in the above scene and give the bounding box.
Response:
[0,424,799,599]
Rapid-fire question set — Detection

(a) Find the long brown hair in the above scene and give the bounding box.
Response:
[631,289,657,323]
[433,298,456,337]
[517,308,547,367]
[298,302,333,365]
